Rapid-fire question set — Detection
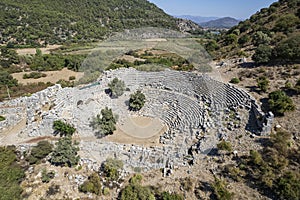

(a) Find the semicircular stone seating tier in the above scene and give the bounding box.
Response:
[104,68,252,111]
[103,68,252,135]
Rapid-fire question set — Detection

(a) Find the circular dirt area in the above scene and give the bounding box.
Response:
[119,116,165,139]
[103,116,166,146]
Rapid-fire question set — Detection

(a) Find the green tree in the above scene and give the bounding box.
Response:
[53,120,76,137]
[274,14,299,33]
[0,71,18,87]
[252,44,272,65]
[268,90,295,116]
[272,34,300,63]
[90,107,117,137]
[27,140,53,164]
[257,76,269,92]
[0,146,25,200]
[108,78,126,98]
[275,171,300,200]
[129,90,146,111]
[102,158,123,181]
[252,31,271,46]
[50,136,80,167]
[161,192,184,200]
[79,172,102,195]
[224,34,238,45]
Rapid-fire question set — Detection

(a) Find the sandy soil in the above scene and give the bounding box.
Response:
[103,116,167,146]
[16,45,62,55]
[12,68,84,85]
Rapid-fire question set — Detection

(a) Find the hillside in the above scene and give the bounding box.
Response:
[0,0,184,46]
[199,17,240,29]
[209,0,300,62]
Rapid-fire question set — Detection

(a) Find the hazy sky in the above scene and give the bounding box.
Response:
[148,0,277,19]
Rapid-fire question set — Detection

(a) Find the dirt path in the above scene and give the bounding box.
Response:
[16,45,62,55]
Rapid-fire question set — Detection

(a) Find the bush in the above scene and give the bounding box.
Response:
[41,168,55,183]
[79,172,102,195]
[211,177,234,200]
[257,76,269,92]
[272,34,300,63]
[53,120,76,137]
[129,90,146,111]
[268,90,295,116]
[90,107,117,137]
[102,158,123,181]
[252,44,272,65]
[0,115,5,121]
[275,171,300,200]
[108,78,126,98]
[50,136,80,167]
[230,77,240,84]
[161,191,184,200]
[274,14,299,33]
[23,72,47,79]
[26,140,53,164]
[69,76,76,81]
[0,146,25,200]
[217,140,232,152]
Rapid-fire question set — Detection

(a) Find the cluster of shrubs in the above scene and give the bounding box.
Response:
[23,72,47,79]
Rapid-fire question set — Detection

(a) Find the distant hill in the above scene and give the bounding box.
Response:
[210,0,300,63]
[199,17,240,29]
[175,15,219,24]
[0,0,198,46]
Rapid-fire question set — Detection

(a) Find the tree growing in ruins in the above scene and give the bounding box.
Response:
[129,90,146,111]
[90,107,117,137]
[108,78,126,98]
[53,120,76,137]
[50,136,80,167]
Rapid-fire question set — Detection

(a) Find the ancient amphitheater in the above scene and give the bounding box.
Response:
[0,68,273,173]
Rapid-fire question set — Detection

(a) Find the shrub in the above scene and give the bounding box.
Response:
[275,171,300,200]
[23,72,47,79]
[0,146,25,200]
[0,115,5,121]
[272,34,300,63]
[69,76,76,81]
[102,158,123,181]
[217,140,232,152]
[160,191,184,200]
[211,177,234,200]
[274,14,299,33]
[108,78,126,98]
[129,90,146,111]
[90,107,117,137]
[230,77,240,84]
[26,140,53,164]
[268,90,295,116]
[53,120,76,137]
[224,34,238,45]
[257,76,269,92]
[41,168,55,183]
[252,44,272,65]
[79,172,102,195]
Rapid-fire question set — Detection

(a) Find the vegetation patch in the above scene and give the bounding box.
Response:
[50,136,80,167]
[268,90,295,116]
[0,115,5,121]
[90,107,118,137]
[0,146,25,200]
[53,120,76,137]
[108,78,126,98]
[23,72,47,79]
[129,90,146,111]
[26,140,53,165]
